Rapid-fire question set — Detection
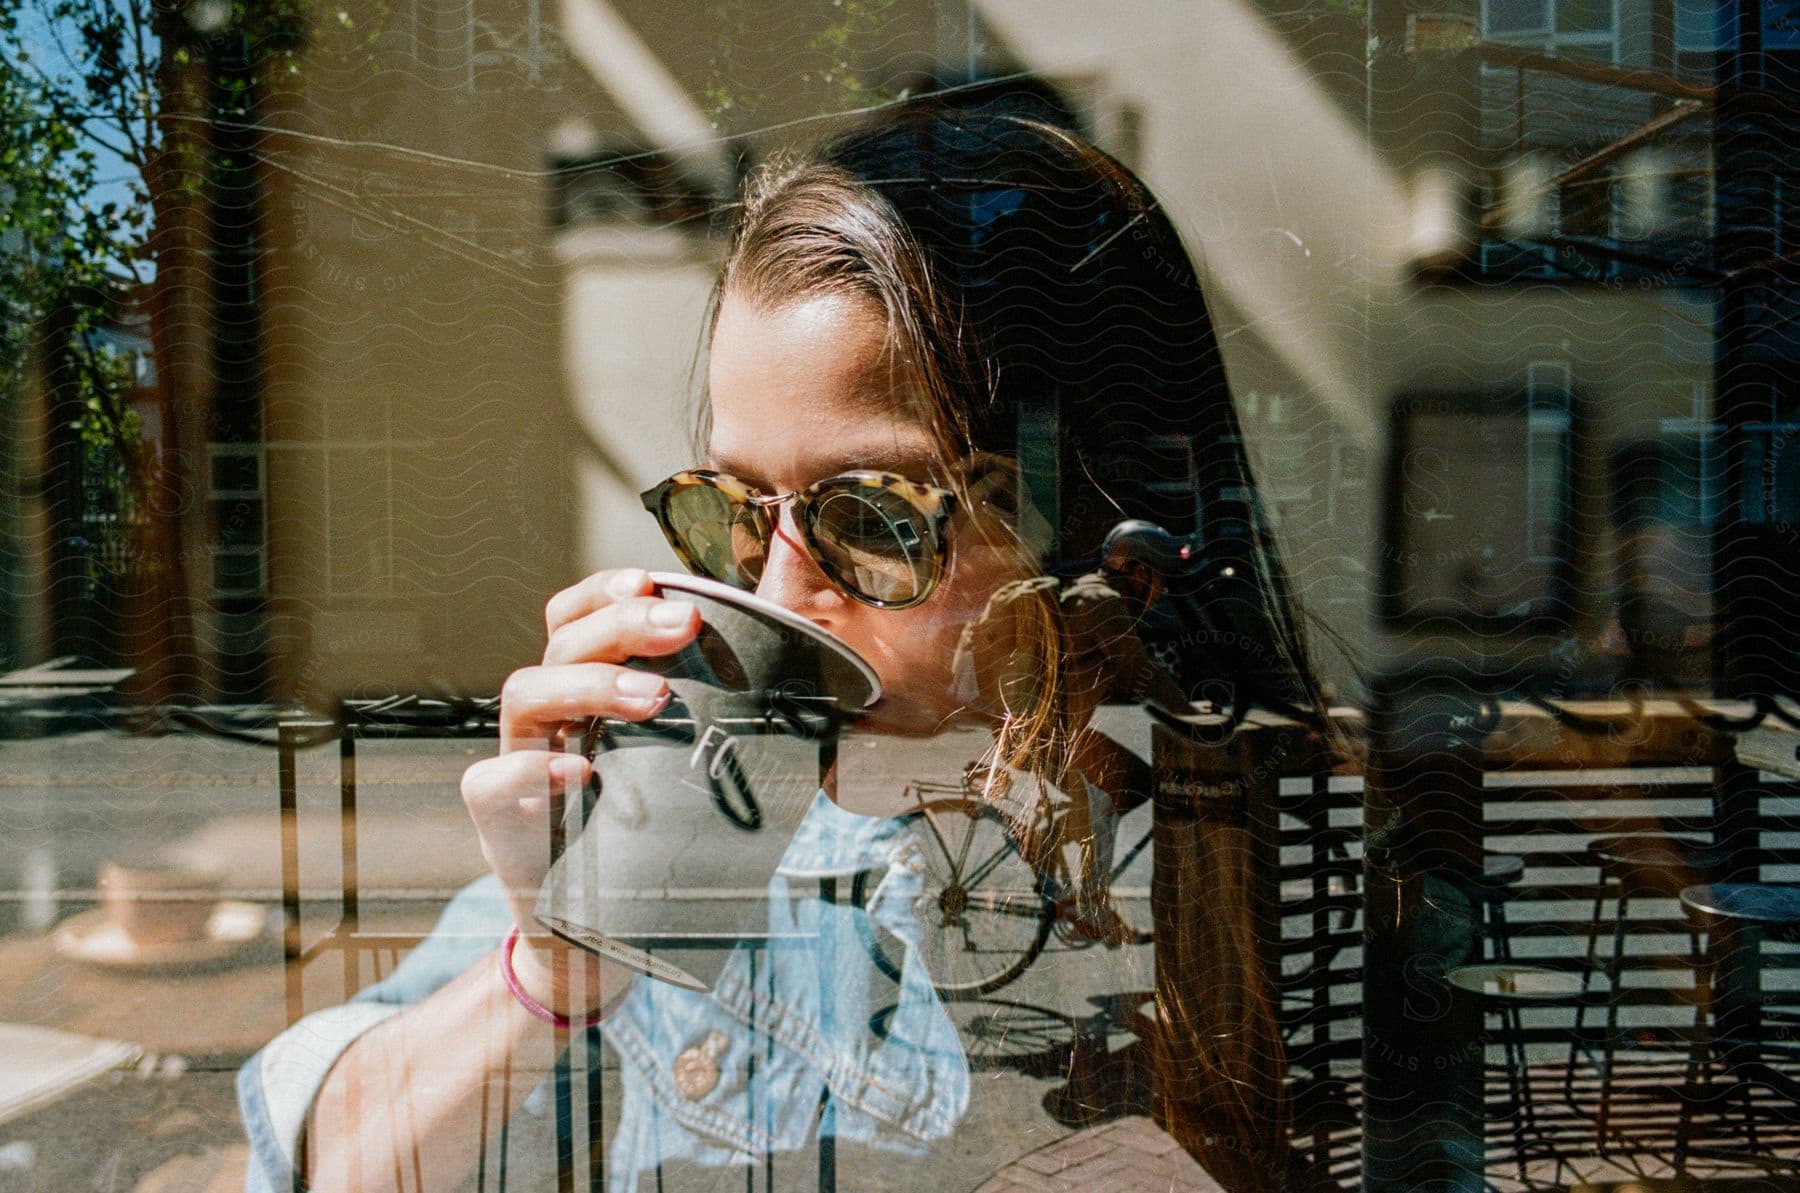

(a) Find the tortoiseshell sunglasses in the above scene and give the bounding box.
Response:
[639,469,958,609]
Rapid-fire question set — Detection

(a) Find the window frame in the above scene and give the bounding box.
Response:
[1482,0,1622,61]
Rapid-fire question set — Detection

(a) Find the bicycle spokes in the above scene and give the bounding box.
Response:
[853,797,1056,997]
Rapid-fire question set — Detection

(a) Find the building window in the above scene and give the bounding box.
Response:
[1483,0,1620,60]
[208,444,266,596]
[1747,171,1790,259]
[1557,172,1618,240]
[1676,0,1737,66]
[1663,162,1717,243]
[1487,0,1550,37]
[1657,383,1724,527]
[209,445,263,498]
[1742,421,1800,526]
[212,549,265,596]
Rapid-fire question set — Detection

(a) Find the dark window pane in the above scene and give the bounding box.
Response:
[211,452,260,494]
[1557,0,1613,35]
[213,499,264,549]
[1560,176,1615,238]
[1676,0,1734,48]
[213,550,263,594]
[1488,0,1547,33]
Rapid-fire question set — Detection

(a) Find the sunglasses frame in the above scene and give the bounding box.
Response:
[640,468,959,609]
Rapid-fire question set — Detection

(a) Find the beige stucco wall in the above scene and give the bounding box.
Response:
[248,0,1715,707]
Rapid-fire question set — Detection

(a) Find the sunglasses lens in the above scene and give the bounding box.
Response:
[663,481,766,588]
[807,483,938,606]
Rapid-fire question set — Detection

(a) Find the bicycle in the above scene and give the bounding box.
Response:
[850,764,1155,999]
[846,517,1310,1000]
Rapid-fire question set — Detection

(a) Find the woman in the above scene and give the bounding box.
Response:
[238,98,1322,1192]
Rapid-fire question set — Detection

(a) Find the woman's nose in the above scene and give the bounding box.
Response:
[754,505,835,613]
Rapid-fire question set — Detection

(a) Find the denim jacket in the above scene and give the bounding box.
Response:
[237,790,970,1191]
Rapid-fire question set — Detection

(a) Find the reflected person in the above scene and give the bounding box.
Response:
[237,98,1323,1192]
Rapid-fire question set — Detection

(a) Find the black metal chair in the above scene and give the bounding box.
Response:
[1674,882,1800,1173]
[1447,961,1589,1181]
[1470,853,1530,1067]
[1473,853,1526,961]
[1441,854,1571,1180]
[1566,834,1730,1148]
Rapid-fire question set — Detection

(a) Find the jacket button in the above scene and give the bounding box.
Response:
[674,1030,729,1100]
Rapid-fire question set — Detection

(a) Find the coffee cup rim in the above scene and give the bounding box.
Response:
[648,571,881,711]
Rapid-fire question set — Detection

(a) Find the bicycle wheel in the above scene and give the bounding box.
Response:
[851,798,1054,998]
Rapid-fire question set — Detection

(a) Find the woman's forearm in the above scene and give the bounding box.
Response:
[303,944,623,1193]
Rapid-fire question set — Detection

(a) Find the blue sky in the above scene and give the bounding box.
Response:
[9,0,157,280]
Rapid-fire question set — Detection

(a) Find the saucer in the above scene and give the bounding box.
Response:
[51,901,269,972]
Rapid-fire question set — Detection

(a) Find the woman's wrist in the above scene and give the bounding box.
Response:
[502,928,628,1024]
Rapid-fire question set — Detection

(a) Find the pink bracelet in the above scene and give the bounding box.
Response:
[500,927,612,1030]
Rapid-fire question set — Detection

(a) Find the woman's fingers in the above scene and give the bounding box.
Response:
[543,567,653,639]
[478,567,700,938]
[461,749,591,931]
[541,595,700,667]
[498,662,671,751]
[461,749,574,834]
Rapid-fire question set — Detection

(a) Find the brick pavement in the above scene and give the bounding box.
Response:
[974,1115,1226,1193]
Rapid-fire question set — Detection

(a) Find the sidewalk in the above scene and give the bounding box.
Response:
[0,721,1196,1191]
[975,1116,1225,1193]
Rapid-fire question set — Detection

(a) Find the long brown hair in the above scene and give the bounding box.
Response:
[708,102,1324,752]
[705,99,1321,1184]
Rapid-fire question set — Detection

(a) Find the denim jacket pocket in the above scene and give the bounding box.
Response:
[604,980,827,1159]
[596,789,971,1180]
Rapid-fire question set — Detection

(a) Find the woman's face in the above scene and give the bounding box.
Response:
[706,292,1024,735]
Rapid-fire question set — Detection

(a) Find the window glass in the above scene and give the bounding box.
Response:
[1556,0,1613,36]
[1675,0,1734,49]
[9,4,1800,1192]
[1487,0,1549,34]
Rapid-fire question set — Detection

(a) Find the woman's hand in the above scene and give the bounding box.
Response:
[458,567,700,1012]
